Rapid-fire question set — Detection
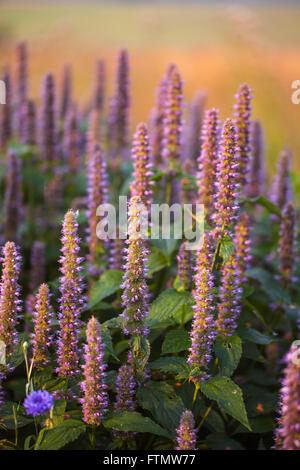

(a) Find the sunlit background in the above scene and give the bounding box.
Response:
[0,1,300,175]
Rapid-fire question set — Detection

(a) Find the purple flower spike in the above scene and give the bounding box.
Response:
[233,83,253,191]
[188,233,216,383]
[63,105,80,172]
[175,410,197,450]
[24,390,54,417]
[21,99,36,145]
[80,316,108,426]
[86,142,109,268]
[234,212,252,284]
[279,202,297,287]
[109,225,125,270]
[107,49,130,160]
[162,64,184,170]
[120,195,150,337]
[149,73,169,166]
[4,150,23,243]
[274,344,300,450]
[212,118,239,236]
[184,91,207,166]
[197,108,220,219]
[57,210,85,377]
[26,241,46,315]
[130,123,154,212]
[271,149,293,210]
[91,59,105,114]
[39,73,57,168]
[0,67,12,152]
[245,120,265,199]
[0,242,22,360]
[59,64,72,120]
[86,108,100,163]
[31,284,53,369]
[16,41,28,137]
[177,242,193,291]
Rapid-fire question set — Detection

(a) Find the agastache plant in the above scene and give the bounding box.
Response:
[176,242,193,291]
[39,73,57,168]
[15,41,28,137]
[86,142,108,269]
[0,67,12,152]
[120,195,150,337]
[234,212,251,283]
[197,108,220,219]
[63,105,80,172]
[4,150,23,243]
[233,83,253,191]
[162,64,184,170]
[184,90,206,165]
[107,49,130,159]
[245,120,265,199]
[274,344,300,450]
[130,123,154,212]
[59,64,72,120]
[149,73,168,166]
[91,58,105,113]
[212,118,239,236]
[26,241,46,314]
[0,242,22,362]
[21,99,36,145]
[271,149,293,210]
[56,210,85,377]
[109,225,124,270]
[80,316,108,426]
[31,284,53,369]
[175,410,197,450]
[278,202,297,287]
[188,233,216,383]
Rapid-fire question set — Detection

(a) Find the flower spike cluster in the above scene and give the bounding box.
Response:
[162,65,184,170]
[80,316,108,426]
[188,233,216,383]
[213,118,239,235]
[150,73,168,166]
[21,99,36,145]
[271,149,293,210]
[185,90,206,165]
[39,73,57,168]
[57,210,85,377]
[109,225,125,270]
[233,83,253,191]
[121,195,150,337]
[59,64,72,120]
[92,59,105,113]
[197,108,220,219]
[0,242,22,361]
[16,41,28,137]
[245,120,265,199]
[176,242,193,291]
[130,123,154,211]
[175,410,197,450]
[31,284,53,369]
[0,67,12,152]
[274,345,300,450]
[63,106,80,172]
[278,202,297,287]
[234,212,251,283]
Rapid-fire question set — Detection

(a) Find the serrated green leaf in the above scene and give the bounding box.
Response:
[137,381,185,434]
[161,330,191,354]
[37,419,86,450]
[88,269,123,308]
[101,327,119,361]
[238,326,278,345]
[147,289,193,326]
[219,238,235,264]
[199,376,251,431]
[214,336,242,377]
[148,248,169,277]
[149,356,191,380]
[104,411,171,438]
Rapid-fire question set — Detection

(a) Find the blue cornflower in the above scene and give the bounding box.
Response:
[24,390,54,417]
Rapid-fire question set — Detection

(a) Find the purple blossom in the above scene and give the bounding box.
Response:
[0,67,12,152]
[4,150,23,243]
[0,242,22,361]
[175,410,197,450]
[184,91,206,166]
[59,64,72,120]
[274,345,300,450]
[245,120,265,199]
[21,99,36,145]
[279,202,297,287]
[63,105,80,172]
[24,390,54,417]
[109,225,125,270]
[188,233,216,383]
[107,49,130,160]
[56,210,85,377]
[177,242,193,291]
[271,149,293,210]
[39,73,58,168]
[235,212,252,283]
[86,109,100,163]
[233,83,253,190]
[91,59,105,113]
[15,41,28,138]
[162,64,184,170]
[31,284,53,369]
[149,73,168,167]
[120,195,150,337]
[80,316,108,426]
[130,123,154,211]
[212,118,239,236]
[197,108,220,219]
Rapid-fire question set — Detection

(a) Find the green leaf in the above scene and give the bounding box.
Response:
[199,376,251,431]
[147,289,193,326]
[214,336,242,377]
[206,433,244,450]
[247,267,290,304]
[219,237,235,264]
[88,269,123,308]
[9,333,29,369]
[137,381,185,434]
[37,419,86,450]
[51,400,66,427]
[101,327,119,361]
[241,195,282,218]
[148,248,169,277]
[238,326,278,345]
[161,330,191,355]
[149,357,191,380]
[104,411,171,438]
[0,402,32,430]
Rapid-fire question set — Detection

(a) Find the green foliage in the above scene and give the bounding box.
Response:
[88,269,123,309]
[104,411,171,438]
[214,336,242,377]
[147,289,193,326]
[149,356,191,380]
[36,420,86,450]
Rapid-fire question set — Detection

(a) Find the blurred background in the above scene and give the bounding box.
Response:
[0,0,300,174]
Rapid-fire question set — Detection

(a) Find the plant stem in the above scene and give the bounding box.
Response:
[197,404,212,431]
[191,384,199,412]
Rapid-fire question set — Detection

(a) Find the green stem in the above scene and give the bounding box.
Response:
[191,384,199,412]
[197,404,212,431]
